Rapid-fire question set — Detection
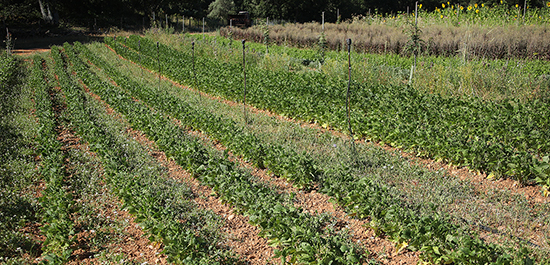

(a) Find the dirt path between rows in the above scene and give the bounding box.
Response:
[58,127,167,265]
[13,48,51,56]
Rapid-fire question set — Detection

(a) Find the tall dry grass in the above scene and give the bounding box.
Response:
[221,21,550,60]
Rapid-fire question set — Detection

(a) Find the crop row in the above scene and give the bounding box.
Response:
[111,35,550,193]
[99,39,548,264]
[0,54,41,262]
[31,54,77,263]
[51,44,243,264]
[63,42,363,264]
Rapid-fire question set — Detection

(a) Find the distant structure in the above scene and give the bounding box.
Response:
[229,11,251,28]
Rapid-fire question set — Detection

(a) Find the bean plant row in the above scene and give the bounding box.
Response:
[31,55,76,263]
[0,53,41,262]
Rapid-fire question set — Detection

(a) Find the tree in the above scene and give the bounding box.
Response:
[38,0,59,24]
[208,0,236,21]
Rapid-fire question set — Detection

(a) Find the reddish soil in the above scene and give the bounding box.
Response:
[201,134,420,264]
[129,128,277,264]
[13,48,51,56]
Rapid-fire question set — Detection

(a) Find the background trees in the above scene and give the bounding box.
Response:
[208,0,236,21]
[0,0,544,28]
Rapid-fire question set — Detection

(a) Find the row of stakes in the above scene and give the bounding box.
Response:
[115,36,356,150]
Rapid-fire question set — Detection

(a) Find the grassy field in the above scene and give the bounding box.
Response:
[178,33,550,102]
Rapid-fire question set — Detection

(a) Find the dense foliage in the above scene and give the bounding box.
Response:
[50,44,242,264]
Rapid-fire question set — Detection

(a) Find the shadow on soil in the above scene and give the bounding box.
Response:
[3,26,110,53]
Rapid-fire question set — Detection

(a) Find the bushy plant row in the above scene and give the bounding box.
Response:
[31,54,76,263]
[51,44,242,264]
[99,39,547,264]
[63,42,363,264]
[112,35,550,194]
[0,54,41,262]
[0,53,17,85]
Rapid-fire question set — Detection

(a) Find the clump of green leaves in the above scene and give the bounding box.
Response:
[403,20,424,57]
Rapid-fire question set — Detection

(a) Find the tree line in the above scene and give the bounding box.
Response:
[1,0,545,27]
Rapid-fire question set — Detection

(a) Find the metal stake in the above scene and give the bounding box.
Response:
[346,38,353,139]
[192,41,200,100]
[322,12,325,31]
[346,38,357,159]
[157,41,161,89]
[242,39,248,124]
[138,40,143,77]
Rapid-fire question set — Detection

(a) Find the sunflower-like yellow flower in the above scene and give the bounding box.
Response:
[482,3,485,7]
[476,9,479,13]
[468,5,473,10]
[442,3,446,8]
[440,15,444,18]
[547,1,550,7]
[460,5,464,10]
[515,4,519,8]
[419,3,423,8]
[474,3,478,8]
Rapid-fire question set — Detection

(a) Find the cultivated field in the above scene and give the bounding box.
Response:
[1,10,550,263]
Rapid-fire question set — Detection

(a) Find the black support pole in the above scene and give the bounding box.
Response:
[242,39,248,124]
[346,38,353,138]
[157,41,160,89]
[138,40,143,76]
[192,41,200,100]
